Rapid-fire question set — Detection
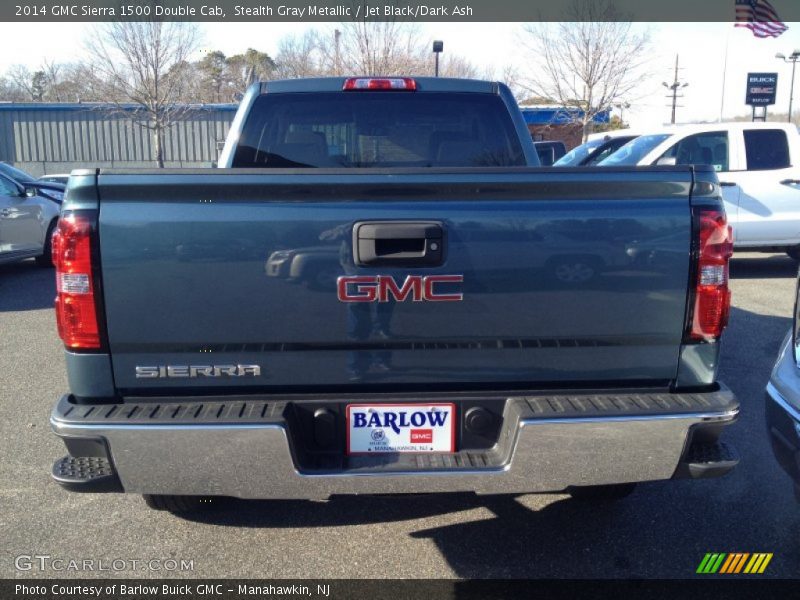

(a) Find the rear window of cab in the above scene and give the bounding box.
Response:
[231,92,526,168]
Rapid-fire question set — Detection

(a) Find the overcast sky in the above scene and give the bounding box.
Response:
[0,21,797,128]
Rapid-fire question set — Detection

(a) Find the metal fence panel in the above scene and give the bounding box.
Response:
[0,103,237,175]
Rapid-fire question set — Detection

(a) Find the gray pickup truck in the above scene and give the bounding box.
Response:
[49,77,739,512]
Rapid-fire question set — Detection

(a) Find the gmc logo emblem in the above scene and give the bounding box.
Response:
[337,275,464,303]
[411,429,434,443]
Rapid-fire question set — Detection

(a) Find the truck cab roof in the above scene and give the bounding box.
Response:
[259,77,503,95]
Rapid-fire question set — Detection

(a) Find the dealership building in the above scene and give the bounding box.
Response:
[520,106,611,149]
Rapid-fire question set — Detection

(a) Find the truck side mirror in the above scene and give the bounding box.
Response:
[655,157,677,167]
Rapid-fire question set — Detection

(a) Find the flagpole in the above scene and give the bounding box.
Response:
[719,25,731,122]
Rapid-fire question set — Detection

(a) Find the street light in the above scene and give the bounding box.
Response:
[776,50,800,123]
[613,101,631,127]
[432,40,443,77]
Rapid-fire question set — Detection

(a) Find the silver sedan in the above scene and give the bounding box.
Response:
[0,173,60,267]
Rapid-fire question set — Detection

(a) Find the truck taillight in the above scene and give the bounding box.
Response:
[688,208,733,342]
[343,78,417,91]
[54,211,101,350]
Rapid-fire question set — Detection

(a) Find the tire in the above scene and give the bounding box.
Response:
[142,494,230,513]
[786,247,800,262]
[35,220,57,268]
[567,483,637,502]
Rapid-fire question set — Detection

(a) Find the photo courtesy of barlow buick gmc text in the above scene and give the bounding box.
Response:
[2,0,800,598]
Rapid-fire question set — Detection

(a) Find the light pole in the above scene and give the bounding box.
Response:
[334,29,341,76]
[662,55,688,124]
[776,50,800,123]
[614,101,631,128]
[433,40,443,77]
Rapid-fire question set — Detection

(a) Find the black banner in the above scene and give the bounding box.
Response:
[4,579,800,600]
[4,0,800,22]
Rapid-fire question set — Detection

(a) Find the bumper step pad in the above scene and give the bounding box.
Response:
[52,456,123,493]
[675,440,740,480]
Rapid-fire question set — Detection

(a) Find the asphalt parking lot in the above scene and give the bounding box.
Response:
[2,252,799,579]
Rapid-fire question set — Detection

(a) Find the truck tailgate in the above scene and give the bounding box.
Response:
[95,168,693,393]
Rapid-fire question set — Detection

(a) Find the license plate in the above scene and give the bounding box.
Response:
[346,403,456,454]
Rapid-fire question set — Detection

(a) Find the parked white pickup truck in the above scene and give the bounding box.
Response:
[599,122,800,258]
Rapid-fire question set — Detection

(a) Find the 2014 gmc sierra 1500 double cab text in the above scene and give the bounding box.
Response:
[48,77,739,512]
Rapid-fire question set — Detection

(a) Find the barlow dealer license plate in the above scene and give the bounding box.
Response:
[346,403,456,454]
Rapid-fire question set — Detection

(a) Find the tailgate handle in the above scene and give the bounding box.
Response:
[354,221,444,267]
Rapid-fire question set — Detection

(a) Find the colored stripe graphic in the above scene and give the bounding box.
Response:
[759,554,773,573]
[733,553,749,573]
[719,554,736,574]
[699,553,773,574]
[697,553,727,573]
[744,554,760,574]
[696,554,713,573]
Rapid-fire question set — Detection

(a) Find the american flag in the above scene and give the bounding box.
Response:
[735,0,788,38]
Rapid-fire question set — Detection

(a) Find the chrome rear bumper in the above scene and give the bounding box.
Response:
[51,389,738,499]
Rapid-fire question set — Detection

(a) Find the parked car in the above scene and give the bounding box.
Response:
[49,77,738,513]
[39,174,70,185]
[766,276,800,502]
[0,172,59,267]
[599,123,800,259]
[553,132,638,167]
[597,133,673,167]
[0,162,66,203]
[533,140,567,166]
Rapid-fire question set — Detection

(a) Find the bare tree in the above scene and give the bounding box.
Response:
[7,65,47,101]
[437,55,481,79]
[0,75,26,102]
[274,31,329,79]
[520,0,649,141]
[60,63,105,102]
[84,19,200,167]
[40,60,64,101]
[226,48,277,94]
[337,22,427,76]
[496,64,526,101]
[271,23,487,83]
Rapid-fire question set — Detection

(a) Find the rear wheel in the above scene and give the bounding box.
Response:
[35,220,57,268]
[567,483,637,502]
[142,494,230,513]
